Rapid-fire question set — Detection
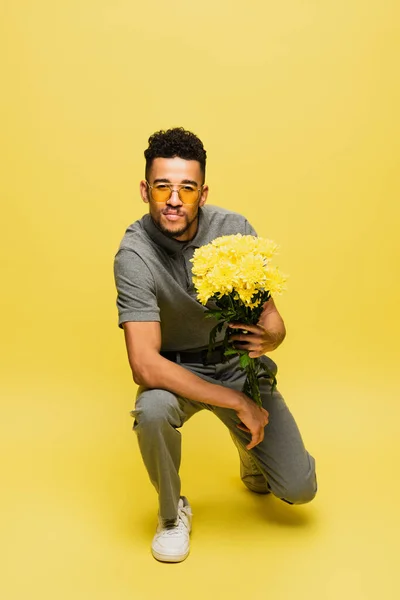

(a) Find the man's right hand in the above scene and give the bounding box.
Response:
[235,393,269,450]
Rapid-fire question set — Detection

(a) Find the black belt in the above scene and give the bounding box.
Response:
[160,345,228,365]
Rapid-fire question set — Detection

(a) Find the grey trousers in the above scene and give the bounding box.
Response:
[130,354,317,522]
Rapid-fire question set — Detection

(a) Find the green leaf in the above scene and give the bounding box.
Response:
[223,348,238,356]
[259,364,277,380]
[239,353,251,369]
[205,311,222,320]
[208,321,225,355]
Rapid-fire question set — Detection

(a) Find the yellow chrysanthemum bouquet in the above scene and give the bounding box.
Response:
[190,234,288,406]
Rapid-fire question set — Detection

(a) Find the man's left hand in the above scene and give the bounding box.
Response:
[228,323,284,358]
[228,298,286,358]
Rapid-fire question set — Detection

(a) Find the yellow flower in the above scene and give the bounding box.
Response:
[190,234,287,305]
[264,266,288,295]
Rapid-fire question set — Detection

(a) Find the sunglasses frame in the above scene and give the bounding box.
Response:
[145,180,204,205]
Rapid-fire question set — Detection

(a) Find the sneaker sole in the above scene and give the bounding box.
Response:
[151,547,190,563]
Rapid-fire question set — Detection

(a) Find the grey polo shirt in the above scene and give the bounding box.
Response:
[113,204,257,352]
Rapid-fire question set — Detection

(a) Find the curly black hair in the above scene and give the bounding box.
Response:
[144,127,207,182]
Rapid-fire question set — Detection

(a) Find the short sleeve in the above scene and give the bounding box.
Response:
[244,219,258,237]
[113,248,160,328]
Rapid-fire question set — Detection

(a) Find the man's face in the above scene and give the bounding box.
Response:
[140,157,209,241]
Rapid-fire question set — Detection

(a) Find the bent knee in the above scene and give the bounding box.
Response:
[280,472,318,505]
[131,389,183,428]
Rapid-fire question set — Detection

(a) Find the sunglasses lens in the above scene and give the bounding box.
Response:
[151,184,171,203]
[178,187,199,204]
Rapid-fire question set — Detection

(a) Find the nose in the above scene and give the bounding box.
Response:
[167,189,183,207]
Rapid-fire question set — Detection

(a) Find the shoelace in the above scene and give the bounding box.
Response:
[163,521,187,537]
[161,509,191,537]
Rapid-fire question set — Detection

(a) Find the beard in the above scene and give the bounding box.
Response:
[154,211,199,239]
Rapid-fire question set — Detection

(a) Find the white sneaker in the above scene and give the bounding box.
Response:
[151,496,192,562]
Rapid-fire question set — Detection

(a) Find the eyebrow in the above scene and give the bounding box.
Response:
[153,178,199,186]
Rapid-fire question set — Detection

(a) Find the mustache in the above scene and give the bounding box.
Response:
[162,209,185,216]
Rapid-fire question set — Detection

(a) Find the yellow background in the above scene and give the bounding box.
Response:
[1,1,399,598]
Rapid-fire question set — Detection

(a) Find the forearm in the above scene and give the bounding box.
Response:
[257,304,286,351]
[134,354,243,411]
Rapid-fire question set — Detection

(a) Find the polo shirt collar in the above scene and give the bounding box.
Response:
[141,207,210,254]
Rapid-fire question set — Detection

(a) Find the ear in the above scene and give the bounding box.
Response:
[199,184,209,207]
[140,180,150,204]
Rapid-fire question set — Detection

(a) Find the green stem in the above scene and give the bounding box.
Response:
[244,358,262,406]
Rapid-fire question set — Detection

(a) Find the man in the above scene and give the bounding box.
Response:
[113,127,317,563]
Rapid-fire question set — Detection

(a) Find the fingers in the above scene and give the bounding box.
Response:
[229,333,261,343]
[249,413,267,449]
[248,350,264,358]
[235,404,270,450]
[236,411,269,430]
[236,423,264,449]
[229,323,261,334]
[231,338,263,355]
[236,424,250,433]
[229,332,264,356]
[247,428,264,450]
